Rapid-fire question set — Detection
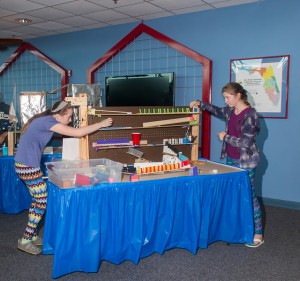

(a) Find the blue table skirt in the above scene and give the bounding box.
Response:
[43,171,254,278]
[0,154,61,214]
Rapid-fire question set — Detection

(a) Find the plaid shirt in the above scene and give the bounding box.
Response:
[200,102,260,169]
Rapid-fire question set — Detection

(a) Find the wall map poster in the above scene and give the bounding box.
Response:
[230,55,290,118]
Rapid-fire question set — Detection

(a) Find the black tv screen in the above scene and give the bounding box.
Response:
[105,73,175,106]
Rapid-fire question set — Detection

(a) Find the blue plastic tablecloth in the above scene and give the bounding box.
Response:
[43,170,254,278]
[0,154,61,214]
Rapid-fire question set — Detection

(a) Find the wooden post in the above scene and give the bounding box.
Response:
[79,95,88,160]
[65,94,89,160]
[7,132,14,156]
[7,131,21,156]
[191,107,200,161]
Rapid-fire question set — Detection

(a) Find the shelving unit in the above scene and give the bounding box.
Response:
[87,106,200,164]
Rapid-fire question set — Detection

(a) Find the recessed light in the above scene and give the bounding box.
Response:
[15,18,32,24]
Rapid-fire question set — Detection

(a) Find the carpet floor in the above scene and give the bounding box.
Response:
[0,205,299,281]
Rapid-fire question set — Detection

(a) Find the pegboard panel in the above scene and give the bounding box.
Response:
[88,106,199,164]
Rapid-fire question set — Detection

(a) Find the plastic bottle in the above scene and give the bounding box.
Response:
[2,143,8,156]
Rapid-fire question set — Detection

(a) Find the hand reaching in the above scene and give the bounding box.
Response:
[190,100,200,108]
[218,132,226,141]
[100,118,113,128]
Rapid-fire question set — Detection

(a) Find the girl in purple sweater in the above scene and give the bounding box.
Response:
[190,82,264,248]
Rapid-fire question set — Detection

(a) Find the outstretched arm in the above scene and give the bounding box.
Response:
[50,118,113,137]
[190,100,230,121]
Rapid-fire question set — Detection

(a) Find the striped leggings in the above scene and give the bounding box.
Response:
[226,157,263,235]
[15,162,47,241]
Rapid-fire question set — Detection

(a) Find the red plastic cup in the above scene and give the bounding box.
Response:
[132,133,141,146]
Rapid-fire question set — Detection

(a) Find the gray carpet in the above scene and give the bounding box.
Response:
[0,205,299,281]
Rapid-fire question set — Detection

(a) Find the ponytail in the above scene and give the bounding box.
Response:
[21,100,71,134]
[21,109,51,134]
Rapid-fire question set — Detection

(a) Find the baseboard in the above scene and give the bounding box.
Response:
[259,197,300,210]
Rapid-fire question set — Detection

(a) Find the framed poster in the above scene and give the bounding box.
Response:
[230,55,290,118]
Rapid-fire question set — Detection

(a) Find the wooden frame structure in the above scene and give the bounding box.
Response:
[87,23,212,159]
[87,106,200,164]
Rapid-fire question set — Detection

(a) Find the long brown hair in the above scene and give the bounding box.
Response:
[21,100,72,134]
[222,82,250,106]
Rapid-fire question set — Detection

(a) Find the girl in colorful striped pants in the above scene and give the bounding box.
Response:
[15,100,113,255]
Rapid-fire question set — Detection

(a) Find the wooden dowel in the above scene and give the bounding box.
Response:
[143,116,194,127]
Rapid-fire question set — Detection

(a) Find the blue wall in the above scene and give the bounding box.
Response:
[23,0,300,207]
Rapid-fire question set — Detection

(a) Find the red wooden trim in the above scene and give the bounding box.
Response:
[87,23,212,82]
[201,61,212,159]
[0,42,69,99]
[87,24,144,83]
[87,23,212,159]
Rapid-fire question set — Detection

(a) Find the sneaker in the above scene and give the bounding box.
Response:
[245,238,264,248]
[32,236,43,246]
[18,239,42,255]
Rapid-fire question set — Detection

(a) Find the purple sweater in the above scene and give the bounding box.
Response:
[200,102,260,169]
[15,116,59,167]
[227,108,252,159]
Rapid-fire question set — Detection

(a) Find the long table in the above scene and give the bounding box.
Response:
[43,162,254,278]
[0,154,61,214]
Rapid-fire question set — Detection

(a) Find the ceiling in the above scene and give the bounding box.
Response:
[0,0,261,40]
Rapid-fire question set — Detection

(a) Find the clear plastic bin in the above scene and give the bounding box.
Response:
[45,158,123,188]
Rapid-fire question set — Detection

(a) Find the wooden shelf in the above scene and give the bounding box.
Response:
[89,106,198,116]
[94,112,200,116]
[99,123,199,131]
[93,142,198,150]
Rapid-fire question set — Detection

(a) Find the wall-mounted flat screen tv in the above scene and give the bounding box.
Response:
[105,72,175,106]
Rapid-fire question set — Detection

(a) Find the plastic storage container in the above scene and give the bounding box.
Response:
[45,158,124,188]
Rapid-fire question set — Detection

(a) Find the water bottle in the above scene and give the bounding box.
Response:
[2,143,8,156]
